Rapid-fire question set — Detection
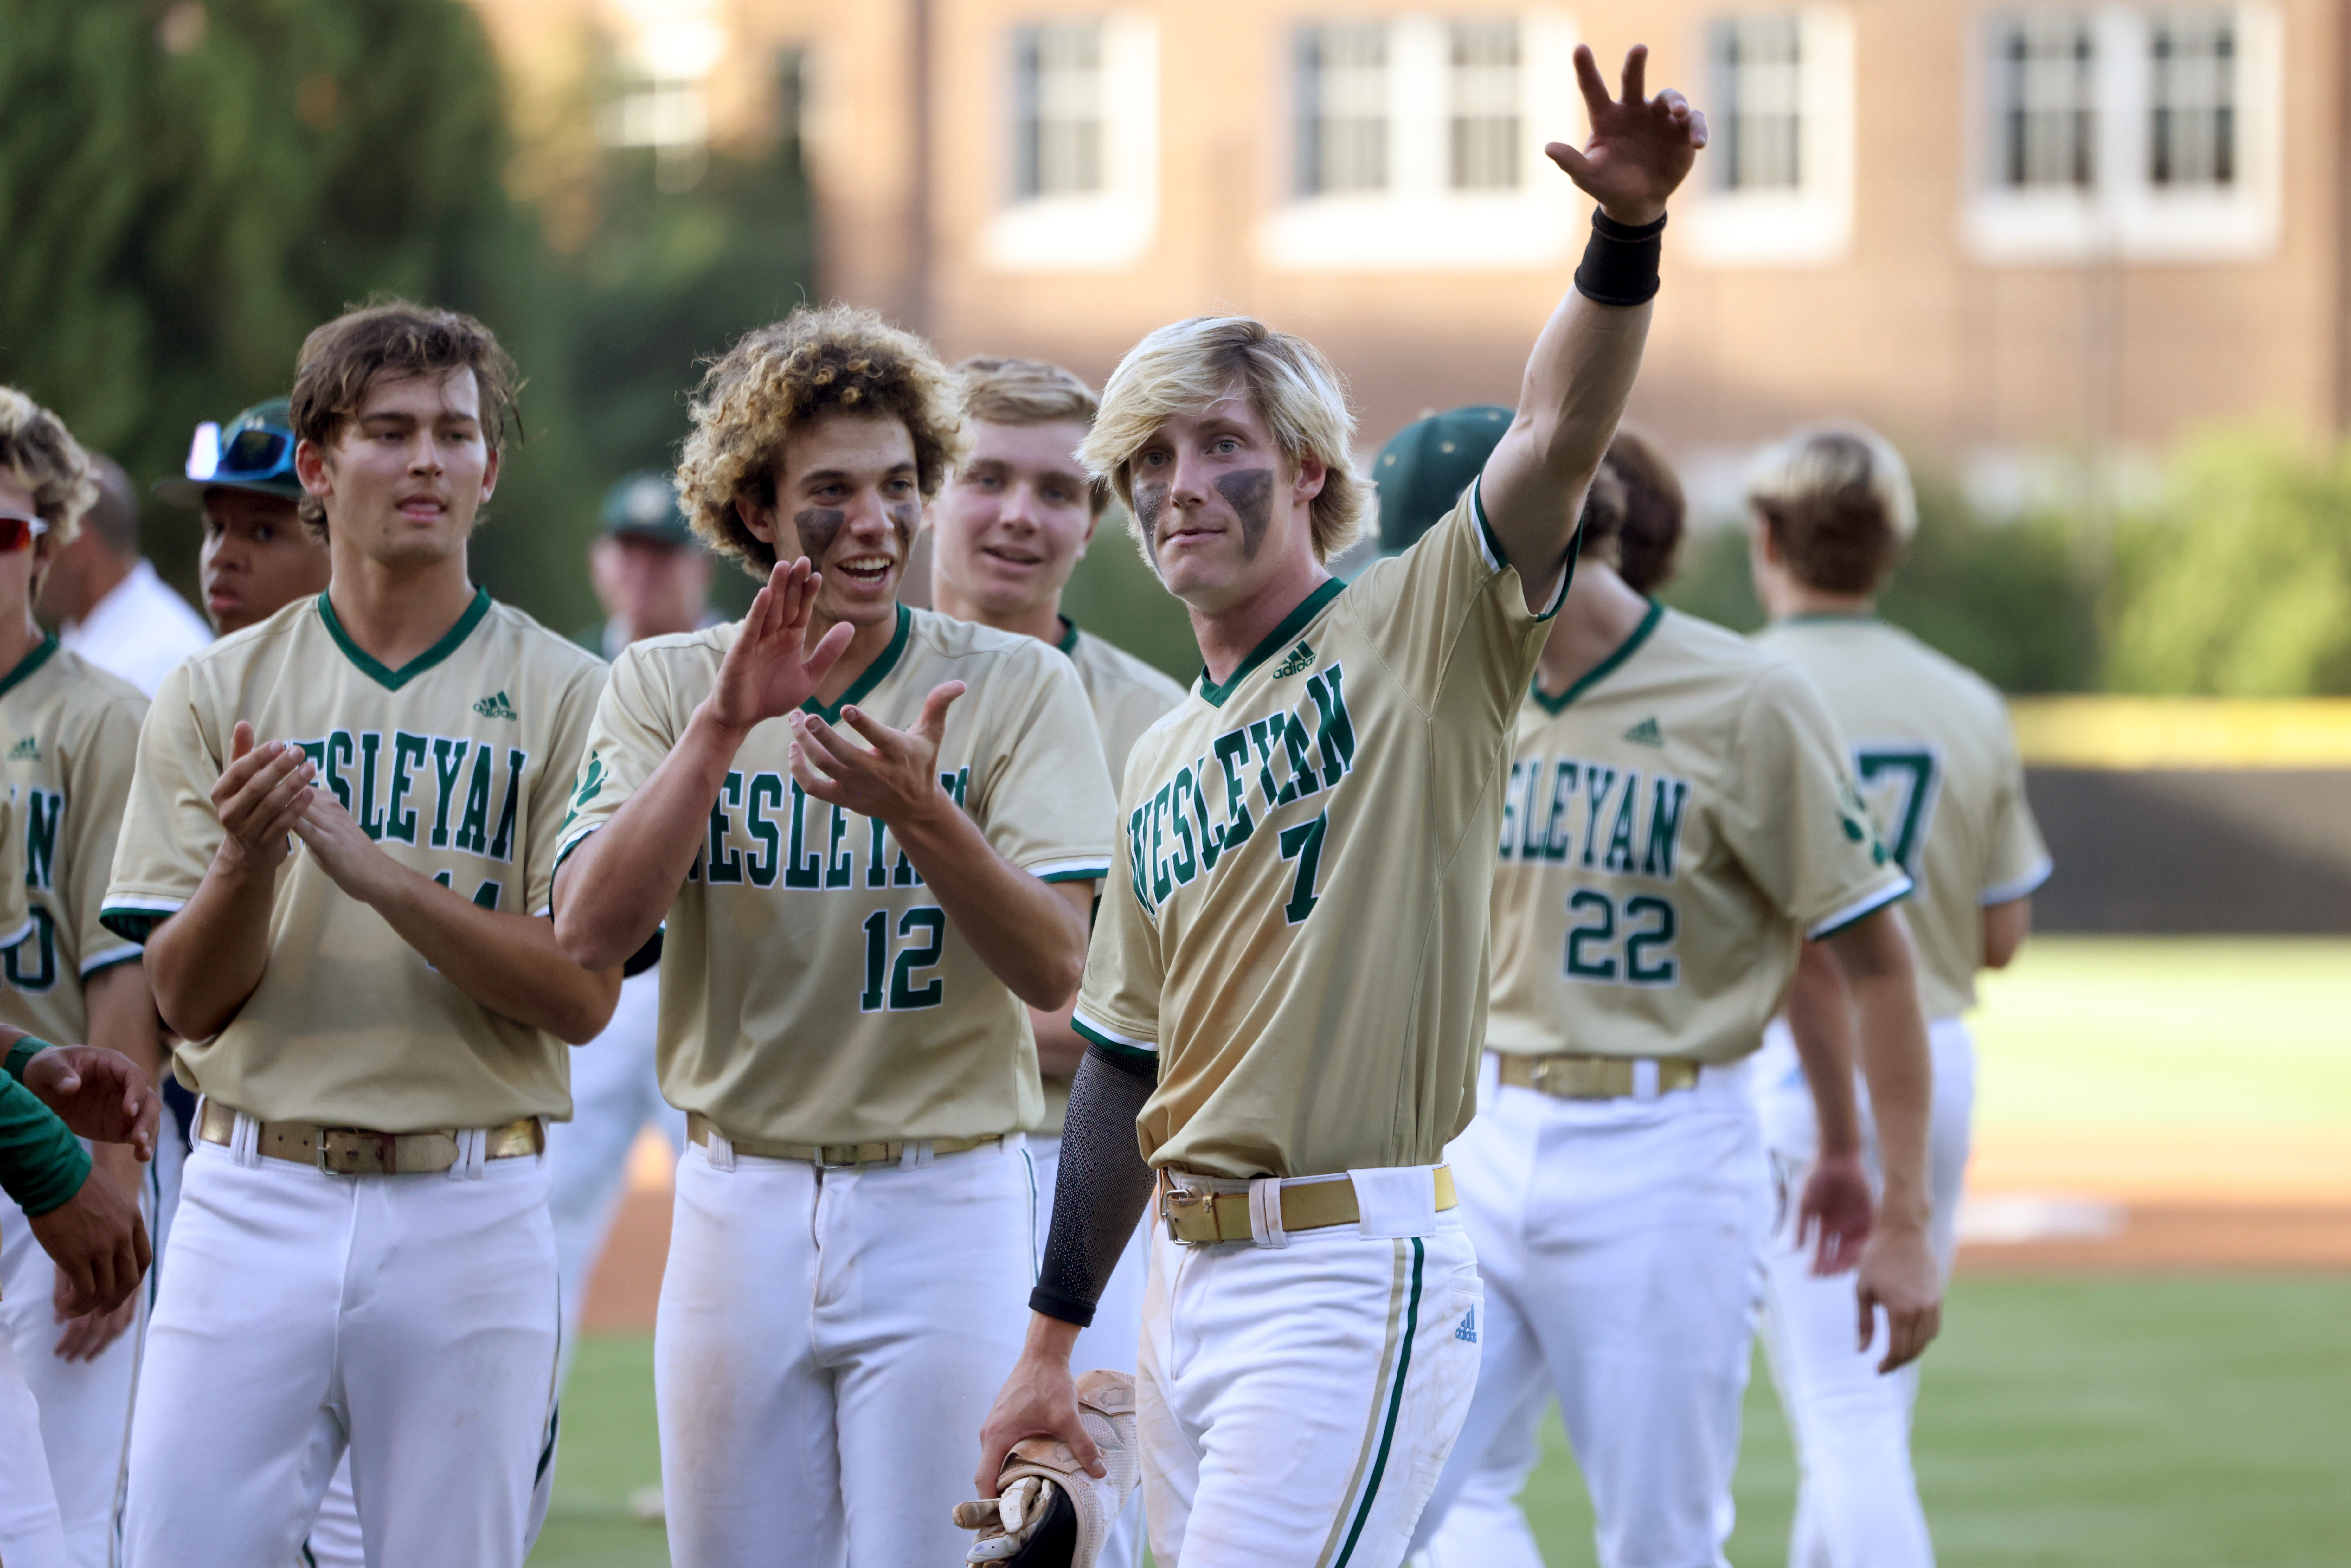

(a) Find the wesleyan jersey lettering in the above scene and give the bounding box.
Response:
[0,641,146,1048]
[1031,620,1188,1137]
[1488,605,1911,1064]
[558,604,1117,1147]
[1074,482,1564,1180]
[103,589,606,1129]
[1754,615,2051,1019]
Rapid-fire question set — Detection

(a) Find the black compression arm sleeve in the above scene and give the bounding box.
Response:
[1573,209,1667,307]
[1031,1044,1158,1327]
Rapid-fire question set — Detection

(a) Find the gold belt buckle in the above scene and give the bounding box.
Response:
[320,1128,399,1176]
[1161,1182,1219,1244]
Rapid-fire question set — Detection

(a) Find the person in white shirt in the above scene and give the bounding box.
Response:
[36,457,209,698]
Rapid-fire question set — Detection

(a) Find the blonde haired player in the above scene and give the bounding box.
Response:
[105,302,619,1568]
[1405,418,1941,1568]
[1747,424,2050,1568]
[931,354,1186,1568]
[551,305,1118,1568]
[972,46,1704,1568]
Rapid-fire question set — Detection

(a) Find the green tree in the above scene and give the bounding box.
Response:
[2105,429,2351,696]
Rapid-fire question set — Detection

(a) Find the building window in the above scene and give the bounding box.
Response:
[1298,23,1391,196]
[1995,13,2098,189]
[1015,23,1106,199]
[2149,10,2235,187]
[1712,16,1805,192]
[1449,21,1523,191]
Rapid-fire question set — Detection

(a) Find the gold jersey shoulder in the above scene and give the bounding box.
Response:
[1061,621,1188,794]
[1489,605,1910,1064]
[1074,485,1562,1179]
[0,641,148,1047]
[104,591,607,1130]
[560,603,1118,1147]
[1754,615,2050,1018]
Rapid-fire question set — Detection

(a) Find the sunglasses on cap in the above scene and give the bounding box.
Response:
[0,513,51,552]
[214,423,296,483]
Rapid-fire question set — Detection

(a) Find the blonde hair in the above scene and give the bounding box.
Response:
[1747,422,1918,595]
[1081,316,1367,563]
[956,356,1111,516]
[680,304,968,575]
[0,387,96,544]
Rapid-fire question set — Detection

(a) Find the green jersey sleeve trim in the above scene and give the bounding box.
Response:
[1531,599,1663,715]
[0,635,59,700]
[1032,858,1112,884]
[4,1037,51,1083]
[99,896,184,946]
[0,1074,90,1218]
[1806,872,1914,942]
[1468,477,1573,622]
[802,603,912,725]
[1195,578,1346,708]
[1072,1012,1157,1057]
[318,586,493,691]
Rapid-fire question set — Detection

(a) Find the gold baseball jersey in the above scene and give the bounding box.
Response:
[1,641,146,1048]
[1072,482,1567,1180]
[557,603,1117,1146]
[0,779,30,957]
[1489,604,1911,1064]
[1033,618,1188,1136]
[102,589,607,1129]
[1754,615,2051,1019]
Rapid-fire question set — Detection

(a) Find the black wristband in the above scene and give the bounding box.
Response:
[1573,209,1667,307]
[1029,1285,1098,1329]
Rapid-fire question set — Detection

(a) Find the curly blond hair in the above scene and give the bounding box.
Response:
[678,305,967,574]
[0,387,96,545]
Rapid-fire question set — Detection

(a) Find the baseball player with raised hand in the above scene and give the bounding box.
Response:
[970,45,1702,1568]
[930,355,1187,1568]
[1746,425,2051,1568]
[550,305,1117,1568]
[103,301,620,1568]
[0,387,168,1568]
[1403,417,1941,1568]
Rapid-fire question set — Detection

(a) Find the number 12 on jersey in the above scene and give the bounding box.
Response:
[859,906,946,1012]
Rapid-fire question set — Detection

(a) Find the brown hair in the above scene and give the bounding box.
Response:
[678,304,967,575]
[0,387,96,544]
[289,298,522,537]
[1607,428,1687,594]
[956,356,1112,516]
[1748,424,1918,596]
[1575,464,1628,563]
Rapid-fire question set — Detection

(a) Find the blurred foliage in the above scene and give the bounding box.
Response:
[0,0,811,633]
[2104,428,2351,697]
[1659,480,2103,695]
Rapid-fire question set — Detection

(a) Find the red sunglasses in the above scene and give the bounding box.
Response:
[0,513,49,552]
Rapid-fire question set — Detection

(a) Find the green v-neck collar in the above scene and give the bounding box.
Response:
[1531,599,1662,715]
[1196,577,1345,709]
[0,635,58,701]
[317,587,491,691]
[802,602,912,724]
[1055,615,1081,656]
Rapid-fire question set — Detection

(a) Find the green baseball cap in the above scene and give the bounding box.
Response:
[600,471,697,549]
[154,398,305,508]
[1372,404,1513,555]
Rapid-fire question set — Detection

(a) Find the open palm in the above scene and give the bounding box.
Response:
[710,557,855,734]
[1546,44,1707,227]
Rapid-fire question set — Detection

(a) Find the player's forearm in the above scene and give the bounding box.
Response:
[1030,1000,1089,1078]
[891,799,1090,1010]
[143,851,280,1042]
[83,964,166,1088]
[366,873,622,1044]
[1786,940,1863,1160]
[554,701,744,970]
[1846,968,1933,1231]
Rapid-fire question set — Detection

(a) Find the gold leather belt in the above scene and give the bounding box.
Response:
[1158,1166,1457,1246]
[686,1111,1003,1169]
[197,1100,543,1175]
[1497,1052,1702,1100]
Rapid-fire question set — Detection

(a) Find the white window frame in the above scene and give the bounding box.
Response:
[1257,10,1585,273]
[979,15,1159,274]
[1685,6,1857,267]
[1962,3,2282,264]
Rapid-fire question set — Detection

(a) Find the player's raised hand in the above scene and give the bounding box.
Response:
[20,1043,160,1161]
[1855,1222,1943,1372]
[288,788,401,907]
[707,557,855,737]
[26,1161,150,1318]
[1795,1151,1874,1276]
[210,720,314,873]
[1546,44,1706,226]
[787,680,967,827]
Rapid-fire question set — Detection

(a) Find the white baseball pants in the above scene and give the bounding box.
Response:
[1410,1056,1769,1568]
[0,1308,71,1568]
[654,1132,1035,1568]
[1410,1392,1545,1568]
[1031,1132,1150,1568]
[1138,1170,1482,1568]
[120,1127,561,1568]
[1751,1016,1976,1568]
